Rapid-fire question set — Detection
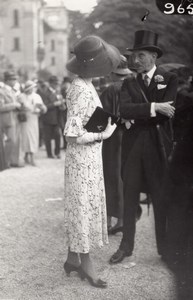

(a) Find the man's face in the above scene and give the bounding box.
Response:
[132,50,156,73]
[6,79,17,88]
[50,82,58,90]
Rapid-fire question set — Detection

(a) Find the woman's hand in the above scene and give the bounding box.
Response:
[102,117,117,139]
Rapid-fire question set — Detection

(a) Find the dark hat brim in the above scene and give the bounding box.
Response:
[127,45,163,58]
[112,68,132,75]
[66,42,121,78]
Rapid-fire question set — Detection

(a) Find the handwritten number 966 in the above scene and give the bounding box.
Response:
[164,3,193,14]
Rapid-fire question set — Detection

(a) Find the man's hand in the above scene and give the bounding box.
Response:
[155,101,175,118]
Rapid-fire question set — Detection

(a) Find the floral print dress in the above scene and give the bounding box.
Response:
[63,77,108,253]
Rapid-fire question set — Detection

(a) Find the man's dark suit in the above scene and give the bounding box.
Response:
[119,66,178,255]
[41,87,61,158]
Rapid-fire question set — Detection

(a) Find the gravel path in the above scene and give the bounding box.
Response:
[0,148,177,300]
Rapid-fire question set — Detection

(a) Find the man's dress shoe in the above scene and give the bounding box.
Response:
[108,226,123,235]
[109,249,132,264]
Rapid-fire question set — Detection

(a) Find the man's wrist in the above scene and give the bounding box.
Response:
[151,102,156,117]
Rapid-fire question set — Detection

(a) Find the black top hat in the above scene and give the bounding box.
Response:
[127,30,163,58]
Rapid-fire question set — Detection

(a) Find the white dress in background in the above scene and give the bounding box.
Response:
[64,77,108,253]
[19,92,45,154]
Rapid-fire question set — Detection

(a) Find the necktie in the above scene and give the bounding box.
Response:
[143,74,149,87]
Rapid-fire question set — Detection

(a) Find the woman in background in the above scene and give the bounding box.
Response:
[19,80,47,166]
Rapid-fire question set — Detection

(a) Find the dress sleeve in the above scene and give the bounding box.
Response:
[64,87,92,137]
[64,116,85,137]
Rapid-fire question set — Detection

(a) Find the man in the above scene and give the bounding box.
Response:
[165,73,193,264]
[109,30,178,264]
[0,71,22,168]
[41,75,63,158]
[100,55,142,234]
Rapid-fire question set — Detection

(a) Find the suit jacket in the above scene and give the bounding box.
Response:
[0,85,17,128]
[169,89,193,186]
[120,66,178,175]
[120,67,178,120]
[41,87,60,125]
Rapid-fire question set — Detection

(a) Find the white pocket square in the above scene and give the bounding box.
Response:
[157,84,167,90]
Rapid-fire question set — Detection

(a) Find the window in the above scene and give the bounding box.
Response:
[51,40,55,51]
[13,9,19,27]
[13,37,20,51]
[51,57,55,65]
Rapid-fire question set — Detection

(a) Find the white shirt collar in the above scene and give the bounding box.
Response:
[145,65,157,80]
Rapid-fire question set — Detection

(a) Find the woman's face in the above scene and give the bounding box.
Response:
[25,87,34,95]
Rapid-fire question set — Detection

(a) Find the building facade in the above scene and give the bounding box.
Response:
[0,0,69,80]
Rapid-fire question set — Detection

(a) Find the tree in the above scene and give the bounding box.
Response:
[77,0,193,67]
[68,10,91,50]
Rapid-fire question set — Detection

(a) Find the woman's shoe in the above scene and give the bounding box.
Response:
[63,261,80,277]
[79,267,107,288]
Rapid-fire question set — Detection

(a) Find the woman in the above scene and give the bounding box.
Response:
[19,80,47,166]
[63,35,120,288]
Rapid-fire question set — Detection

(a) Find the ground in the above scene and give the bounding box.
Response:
[0,148,178,300]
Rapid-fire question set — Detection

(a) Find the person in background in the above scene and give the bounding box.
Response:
[19,80,47,166]
[60,76,72,149]
[0,71,22,168]
[0,82,7,171]
[41,75,63,159]
[36,80,49,147]
[0,128,6,171]
[63,35,120,288]
[162,71,193,298]
[109,30,178,264]
[100,55,133,234]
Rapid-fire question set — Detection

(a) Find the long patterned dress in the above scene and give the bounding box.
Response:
[63,77,108,253]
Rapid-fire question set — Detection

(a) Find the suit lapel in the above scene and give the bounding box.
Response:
[136,74,148,93]
[147,68,158,92]
[148,67,165,92]
[135,74,149,103]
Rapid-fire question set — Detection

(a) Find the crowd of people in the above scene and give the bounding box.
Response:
[1,29,193,294]
[0,73,72,169]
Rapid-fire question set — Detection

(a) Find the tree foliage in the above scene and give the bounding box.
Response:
[69,0,193,67]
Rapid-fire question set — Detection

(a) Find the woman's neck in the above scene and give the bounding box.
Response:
[81,77,92,83]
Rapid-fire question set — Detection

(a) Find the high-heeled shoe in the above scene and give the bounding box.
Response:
[63,261,80,277]
[79,267,107,288]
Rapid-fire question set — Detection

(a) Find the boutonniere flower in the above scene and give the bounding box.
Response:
[154,75,164,83]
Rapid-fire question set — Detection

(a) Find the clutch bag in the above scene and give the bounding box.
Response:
[84,106,120,132]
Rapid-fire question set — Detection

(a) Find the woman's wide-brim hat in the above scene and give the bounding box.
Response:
[66,35,121,78]
[126,30,163,58]
[112,54,132,75]
[24,80,36,92]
